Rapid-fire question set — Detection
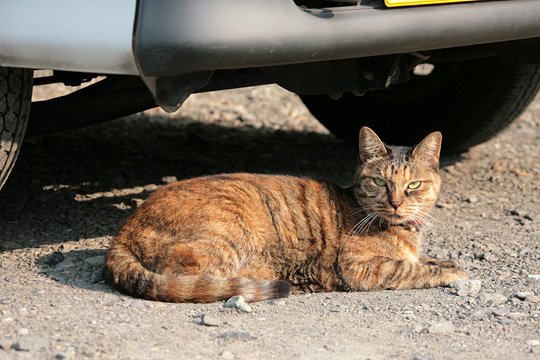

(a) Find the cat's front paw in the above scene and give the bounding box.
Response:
[442,267,468,284]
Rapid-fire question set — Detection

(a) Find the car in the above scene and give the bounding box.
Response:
[1,0,540,190]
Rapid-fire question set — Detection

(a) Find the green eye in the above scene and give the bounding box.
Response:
[373,177,386,187]
[408,181,422,190]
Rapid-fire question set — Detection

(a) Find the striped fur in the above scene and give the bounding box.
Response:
[105,127,466,303]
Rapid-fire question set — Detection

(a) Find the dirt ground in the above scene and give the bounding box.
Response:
[0,82,539,359]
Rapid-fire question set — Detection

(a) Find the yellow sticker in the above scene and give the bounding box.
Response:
[385,0,479,8]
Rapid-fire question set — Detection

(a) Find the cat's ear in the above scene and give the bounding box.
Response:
[411,131,442,167]
[359,127,387,162]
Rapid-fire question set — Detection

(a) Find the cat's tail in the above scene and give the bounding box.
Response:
[104,243,291,303]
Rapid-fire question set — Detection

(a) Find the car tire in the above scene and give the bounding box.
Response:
[0,66,33,190]
[301,58,540,152]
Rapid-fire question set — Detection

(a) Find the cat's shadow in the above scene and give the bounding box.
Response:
[1,113,464,252]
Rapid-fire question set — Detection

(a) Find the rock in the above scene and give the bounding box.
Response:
[515,291,534,301]
[130,198,145,207]
[466,196,479,204]
[224,296,252,313]
[131,300,146,310]
[15,328,29,336]
[0,338,12,350]
[84,256,104,267]
[12,336,48,352]
[220,350,235,359]
[527,340,540,348]
[480,293,507,306]
[161,176,178,184]
[492,309,508,318]
[427,321,455,334]
[55,347,76,359]
[218,331,253,341]
[200,314,220,327]
[470,310,485,321]
[44,252,65,266]
[528,274,540,281]
[450,280,482,297]
[267,299,286,306]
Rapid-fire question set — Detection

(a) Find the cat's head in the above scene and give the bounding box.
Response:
[353,127,442,227]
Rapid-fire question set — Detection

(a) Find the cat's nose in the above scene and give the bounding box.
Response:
[389,199,402,210]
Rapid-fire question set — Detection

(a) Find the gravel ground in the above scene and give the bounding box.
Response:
[0,83,539,359]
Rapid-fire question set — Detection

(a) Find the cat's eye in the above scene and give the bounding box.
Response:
[408,181,422,190]
[373,177,386,187]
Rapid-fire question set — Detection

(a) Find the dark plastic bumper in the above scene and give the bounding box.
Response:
[134,0,540,77]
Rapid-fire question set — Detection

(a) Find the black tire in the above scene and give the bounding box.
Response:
[301,58,540,152]
[0,66,33,190]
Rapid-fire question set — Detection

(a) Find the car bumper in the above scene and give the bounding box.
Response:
[1,0,540,76]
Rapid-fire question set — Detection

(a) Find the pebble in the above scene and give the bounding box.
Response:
[15,328,29,336]
[218,331,253,341]
[131,198,145,207]
[528,274,540,281]
[200,314,220,327]
[84,256,105,267]
[480,293,507,306]
[515,291,534,301]
[130,300,146,310]
[0,338,12,350]
[44,252,65,266]
[466,196,479,204]
[449,279,482,297]
[12,336,48,352]
[220,350,235,359]
[161,176,178,184]
[528,340,540,348]
[427,321,455,334]
[224,296,252,313]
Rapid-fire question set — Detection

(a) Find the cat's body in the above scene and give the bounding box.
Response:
[105,128,466,303]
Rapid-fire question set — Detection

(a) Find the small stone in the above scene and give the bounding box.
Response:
[55,347,76,360]
[427,321,455,334]
[527,340,540,348]
[268,299,286,306]
[449,279,482,297]
[44,252,65,266]
[480,293,507,306]
[200,314,220,327]
[0,339,12,350]
[218,331,253,341]
[18,308,28,316]
[12,336,48,352]
[470,310,485,321]
[161,176,178,184]
[131,198,145,207]
[220,350,235,359]
[508,312,528,319]
[528,274,540,280]
[466,196,479,204]
[492,309,508,318]
[84,256,104,267]
[131,300,146,310]
[224,296,252,313]
[15,328,29,336]
[491,162,506,173]
[515,291,534,301]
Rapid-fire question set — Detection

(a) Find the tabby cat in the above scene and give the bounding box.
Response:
[105,127,467,303]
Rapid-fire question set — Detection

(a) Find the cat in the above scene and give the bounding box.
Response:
[105,127,467,303]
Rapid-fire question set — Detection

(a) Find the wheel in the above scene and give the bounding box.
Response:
[301,58,540,152]
[0,66,33,190]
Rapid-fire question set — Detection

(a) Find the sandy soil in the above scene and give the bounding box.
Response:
[0,83,539,359]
